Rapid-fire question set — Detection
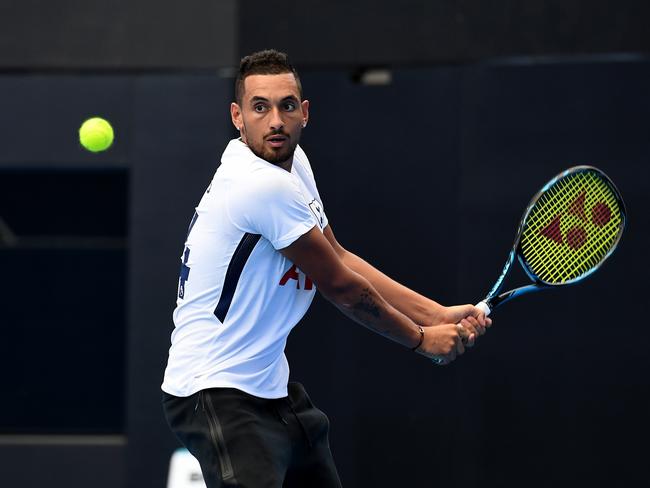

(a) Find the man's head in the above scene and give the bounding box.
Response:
[231,50,309,168]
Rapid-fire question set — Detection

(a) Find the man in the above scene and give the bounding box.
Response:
[162,49,491,488]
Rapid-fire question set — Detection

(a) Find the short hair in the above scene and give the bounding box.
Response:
[235,49,303,105]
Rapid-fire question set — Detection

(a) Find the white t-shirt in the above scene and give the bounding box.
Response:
[161,138,328,399]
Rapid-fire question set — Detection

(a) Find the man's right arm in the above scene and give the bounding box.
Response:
[280,226,467,362]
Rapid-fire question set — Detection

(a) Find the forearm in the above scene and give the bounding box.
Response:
[320,270,423,349]
[340,250,446,326]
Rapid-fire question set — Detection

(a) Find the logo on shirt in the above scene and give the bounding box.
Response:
[279,264,313,290]
[308,199,325,229]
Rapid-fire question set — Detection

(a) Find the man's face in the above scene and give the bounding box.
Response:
[231,73,309,167]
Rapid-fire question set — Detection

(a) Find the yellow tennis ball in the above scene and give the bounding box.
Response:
[79,117,114,152]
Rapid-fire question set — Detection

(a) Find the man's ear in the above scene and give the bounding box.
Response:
[231,102,243,131]
[301,99,310,128]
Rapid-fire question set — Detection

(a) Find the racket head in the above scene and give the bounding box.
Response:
[515,166,626,286]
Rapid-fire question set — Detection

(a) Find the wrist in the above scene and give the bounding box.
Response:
[410,325,425,351]
[419,304,446,326]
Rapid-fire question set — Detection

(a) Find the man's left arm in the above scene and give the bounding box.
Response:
[323,225,490,335]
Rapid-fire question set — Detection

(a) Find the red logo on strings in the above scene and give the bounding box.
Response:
[539,191,612,250]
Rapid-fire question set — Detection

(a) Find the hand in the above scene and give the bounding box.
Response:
[414,323,467,364]
[438,304,492,346]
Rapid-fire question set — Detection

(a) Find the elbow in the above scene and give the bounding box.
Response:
[318,272,363,307]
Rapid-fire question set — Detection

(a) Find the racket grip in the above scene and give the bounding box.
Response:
[475,301,491,317]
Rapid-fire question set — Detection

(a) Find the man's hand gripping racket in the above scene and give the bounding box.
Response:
[430,166,626,365]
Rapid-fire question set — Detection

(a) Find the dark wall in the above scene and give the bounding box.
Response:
[452,60,650,487]
[0,76,133,488]
[0,0,236,69]
[2,1,650,69]
[0,75,131,166]
[0,170,127,433]
[0,442,125,488]
[241,0,650,66]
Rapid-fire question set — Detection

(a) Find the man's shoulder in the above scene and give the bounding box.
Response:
[292,145,315,178]
[225,161,297,207]
[293,144,308,165]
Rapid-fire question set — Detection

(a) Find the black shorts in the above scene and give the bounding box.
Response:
[162,382,342,488]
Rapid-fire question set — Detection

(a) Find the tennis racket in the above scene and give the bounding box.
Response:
[433,165,626,365]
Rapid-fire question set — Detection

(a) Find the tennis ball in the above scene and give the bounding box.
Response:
[79,117,114,152]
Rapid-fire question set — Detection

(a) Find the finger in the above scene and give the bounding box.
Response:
[458,328,473,344]
[454,329,465,355]
[459,319,476,342]
[455,322,466,341]
[485,317,493,328]
[458,319,475,339]
[459,319,477,346]
[476,311,487,327]
[467,316,486,336]
[466,316,481,332]
[469,315,486,336]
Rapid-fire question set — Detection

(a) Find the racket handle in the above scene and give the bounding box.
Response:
[431,301,492,365]
[475,301,491,317]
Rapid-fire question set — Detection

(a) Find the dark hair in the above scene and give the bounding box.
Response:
[235,49,303,104]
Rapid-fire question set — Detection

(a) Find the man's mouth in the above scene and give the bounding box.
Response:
[266,134,288,148]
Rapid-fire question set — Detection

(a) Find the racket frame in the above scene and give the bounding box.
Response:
[481,165,626,314]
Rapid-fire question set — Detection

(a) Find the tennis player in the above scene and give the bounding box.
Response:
[162,49,491,488]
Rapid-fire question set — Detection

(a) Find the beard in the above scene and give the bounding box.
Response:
[245,129,300,166]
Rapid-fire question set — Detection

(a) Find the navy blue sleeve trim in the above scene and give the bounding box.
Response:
[214,233,262,323]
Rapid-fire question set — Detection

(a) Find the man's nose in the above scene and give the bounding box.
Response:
[269,107,284,131]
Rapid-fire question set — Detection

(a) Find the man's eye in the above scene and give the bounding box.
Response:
[254,105,267,113]
[283,102,296,111]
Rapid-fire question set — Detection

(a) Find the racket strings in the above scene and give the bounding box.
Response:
[520,170,623,284]
[526,175,619,280]
[524,173,620,281]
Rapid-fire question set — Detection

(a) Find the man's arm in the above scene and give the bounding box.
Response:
[323,225,490,336]
[281,226,468,361]
[323,225,448,325]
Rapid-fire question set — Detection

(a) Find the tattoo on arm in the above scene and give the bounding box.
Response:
[353,288,381,318]
[338,285,415,344]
